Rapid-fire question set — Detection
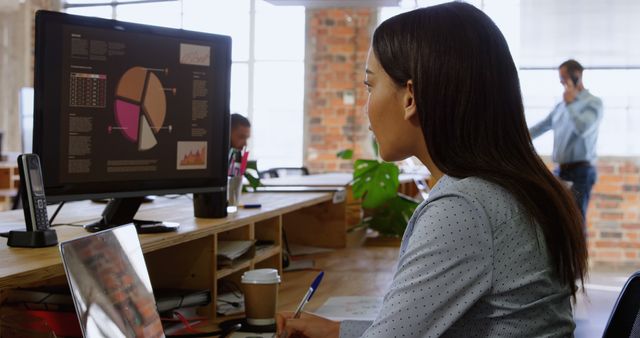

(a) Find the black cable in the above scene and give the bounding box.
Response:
[0,232,9,238]
[282,228,292,256]
[48,201,65,225]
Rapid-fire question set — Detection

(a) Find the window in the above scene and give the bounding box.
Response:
[380,0,640,157]
[520,0,640,156]
[65,0,305,170]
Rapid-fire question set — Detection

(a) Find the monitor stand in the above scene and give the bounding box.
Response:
[84,197,179,233]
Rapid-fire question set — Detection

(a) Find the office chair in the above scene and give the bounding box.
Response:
[602,270,640,338]
[259,167,309,179]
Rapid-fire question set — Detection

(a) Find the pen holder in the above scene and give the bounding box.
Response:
[193,190,228,218]
[227,176,243,213]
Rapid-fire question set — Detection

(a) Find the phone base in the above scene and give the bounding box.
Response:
[7,229,58,248]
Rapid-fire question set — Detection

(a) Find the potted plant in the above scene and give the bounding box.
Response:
[337,147,420,245]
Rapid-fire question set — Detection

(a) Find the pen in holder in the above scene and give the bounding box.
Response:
[227,176,243,214]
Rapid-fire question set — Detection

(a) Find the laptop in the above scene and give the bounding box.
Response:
[59,224,164,338]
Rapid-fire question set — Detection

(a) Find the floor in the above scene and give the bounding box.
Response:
[280,247,640,337]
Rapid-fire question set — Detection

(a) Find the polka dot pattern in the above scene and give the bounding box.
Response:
[339,175,575,338]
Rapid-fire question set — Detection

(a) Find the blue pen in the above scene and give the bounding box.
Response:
[280,271,324,338]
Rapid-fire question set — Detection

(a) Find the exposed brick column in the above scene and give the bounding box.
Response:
[586,158,640,264]
[304,8,377,173]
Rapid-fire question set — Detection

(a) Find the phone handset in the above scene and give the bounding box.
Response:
[3,154,58,247]
[18,154,50,231]
[569,73,580,87]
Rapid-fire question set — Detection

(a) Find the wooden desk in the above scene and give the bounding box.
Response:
[260,173,428,248]
[261,172,425,188]
[0,191,341,322]
[278,247,398,313]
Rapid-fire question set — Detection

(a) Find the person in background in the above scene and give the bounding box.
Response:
[529,59,603,228]
[277,3,587,337]
[230,113,251,150]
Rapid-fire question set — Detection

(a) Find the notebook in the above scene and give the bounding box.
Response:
[59,224,165,338]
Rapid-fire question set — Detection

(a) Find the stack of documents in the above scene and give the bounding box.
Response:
[217,240,255,267]
[216,292,245,316]
[155,289,211,313]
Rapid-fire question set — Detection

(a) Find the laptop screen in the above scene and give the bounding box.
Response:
[59,224,164,338]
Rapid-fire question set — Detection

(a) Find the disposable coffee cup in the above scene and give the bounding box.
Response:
[241,268,281,326]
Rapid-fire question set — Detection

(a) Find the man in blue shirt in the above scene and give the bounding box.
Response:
[529,59,603,227]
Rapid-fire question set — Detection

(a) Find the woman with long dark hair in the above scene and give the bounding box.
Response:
[277,2,587,337]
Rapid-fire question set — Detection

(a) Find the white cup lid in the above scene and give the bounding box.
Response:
[241,268,281,284]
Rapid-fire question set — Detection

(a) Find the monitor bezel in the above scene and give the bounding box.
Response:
[34,10,230,202]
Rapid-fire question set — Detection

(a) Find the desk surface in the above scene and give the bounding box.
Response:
[0,192,332,289]
[261,172,427,187]
[278,247,398,312]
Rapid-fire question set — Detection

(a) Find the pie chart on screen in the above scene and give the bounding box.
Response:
[113,66,167,151]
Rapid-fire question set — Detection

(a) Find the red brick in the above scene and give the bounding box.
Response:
[597,165,616,174]
[597,250,622,259]
[596,201,620,209]
[620,164,640,174]
[594,184,622,194]
[599,175,624,184]
[601,212,624,221]
[594,240,619,248]
[624,175,640,184]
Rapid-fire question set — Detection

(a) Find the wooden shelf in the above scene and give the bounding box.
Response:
[254,245,281,263]
[0,189,354,324]
[216,258,252,279]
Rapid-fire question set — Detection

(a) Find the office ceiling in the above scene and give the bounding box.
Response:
[264,0,400,7]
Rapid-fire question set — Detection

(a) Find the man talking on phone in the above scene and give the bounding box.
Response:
[529,59,603,232]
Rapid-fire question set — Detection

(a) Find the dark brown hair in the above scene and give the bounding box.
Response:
[559,59,584,75]
[231,113,251,129]
[372,2,587,297]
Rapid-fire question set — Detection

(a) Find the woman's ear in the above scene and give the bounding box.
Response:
[403,79,417,120]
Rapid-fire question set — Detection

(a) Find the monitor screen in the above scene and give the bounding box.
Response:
[33,11,230,203]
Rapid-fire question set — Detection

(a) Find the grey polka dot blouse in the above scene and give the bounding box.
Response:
[339,175,575,337]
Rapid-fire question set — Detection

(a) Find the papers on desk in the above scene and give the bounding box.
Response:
[216,292,245,316]
[314,296,383,321]
[217,240,255,267]
[155,289,211,313]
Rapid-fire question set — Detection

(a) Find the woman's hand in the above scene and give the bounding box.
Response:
[276,311,340,338]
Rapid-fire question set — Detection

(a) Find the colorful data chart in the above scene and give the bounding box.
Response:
[70,72,107,108]
[113,67,167,151]
[177,141,207,170]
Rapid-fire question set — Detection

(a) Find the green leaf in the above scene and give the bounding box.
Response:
[367,195,419,237]
[244,171,261,189]
[352,159,399,209]
[245,160,258,171]
[336,149,353,160]
[243,161,261,191]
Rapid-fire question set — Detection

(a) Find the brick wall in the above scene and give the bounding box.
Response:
[304,8,377,173]
[586,158,640,264]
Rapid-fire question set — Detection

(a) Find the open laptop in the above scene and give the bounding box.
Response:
[59,224,164,338]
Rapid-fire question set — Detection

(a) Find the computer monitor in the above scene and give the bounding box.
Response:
[33,11,231,230]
